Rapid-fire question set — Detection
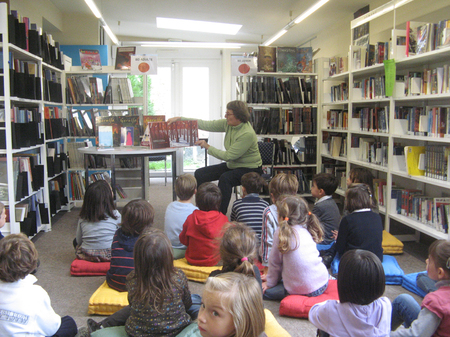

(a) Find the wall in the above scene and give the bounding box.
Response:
[11,0,62,33]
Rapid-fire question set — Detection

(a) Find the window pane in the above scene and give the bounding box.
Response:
[149,67,171,116]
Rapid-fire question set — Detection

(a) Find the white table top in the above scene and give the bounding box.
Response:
[78,146,178,156]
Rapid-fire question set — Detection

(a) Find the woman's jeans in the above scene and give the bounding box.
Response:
[391,294,421,330]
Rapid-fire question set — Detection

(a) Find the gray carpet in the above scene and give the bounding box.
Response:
[31,177,429,336]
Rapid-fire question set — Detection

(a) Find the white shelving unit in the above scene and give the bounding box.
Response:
[317,0,450,240]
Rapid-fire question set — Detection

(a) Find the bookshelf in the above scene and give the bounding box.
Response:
[317,1,450,240]
[63,66,148,206]
[236,72,318,197]
[0,2,56,236]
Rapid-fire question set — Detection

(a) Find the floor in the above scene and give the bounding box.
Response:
[30,177,431,336]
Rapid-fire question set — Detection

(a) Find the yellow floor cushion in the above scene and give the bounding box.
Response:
[173,258,222,283]
[265,309,292,337]
[382,230,404,254]
[88,281,129,315]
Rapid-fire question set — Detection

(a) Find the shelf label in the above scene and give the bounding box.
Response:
[131,54,157,75]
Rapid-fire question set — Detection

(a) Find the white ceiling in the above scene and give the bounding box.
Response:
[49,0,371,46]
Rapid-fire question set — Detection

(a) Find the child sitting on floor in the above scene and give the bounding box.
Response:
[230,172,269,243]
[74,180,121,262]
[164,173,198,259]
[0,233,78,337]
[311,173,341,245]
[106,199,154,291]
[260,173,298,274]
[309,249,391,337]
[262,195,329,300]
[179,182,228,266]
[391,239,450,337]
[209,222,262,288]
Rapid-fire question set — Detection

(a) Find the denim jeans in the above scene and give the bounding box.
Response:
[416,273,437,294]
[263,281,328,301]
[391,294,421,330]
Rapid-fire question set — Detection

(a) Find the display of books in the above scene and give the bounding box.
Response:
[257,46,276,72]
[141,120,198,149]
[118,115,140,146]
[95,116,120,147]
[79,49,102,71]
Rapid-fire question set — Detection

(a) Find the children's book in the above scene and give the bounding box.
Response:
[142,120,198,149]
[257,46,276,72]
[297,47,313,73]
[95,116,120,147]
[141,115,166,146]
[79,49,102,71]
[405,146,425,176]
[115,46,136,70]
[277,47,298,73]
[406,21,428,56]
[118,115,140,146]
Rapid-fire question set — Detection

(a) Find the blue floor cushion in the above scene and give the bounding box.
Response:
[402,272,427,297]
[331,254,404,285]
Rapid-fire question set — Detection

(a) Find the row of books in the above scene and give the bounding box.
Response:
[47,143,67,178]
[353,106,389,133]
[257,46,313,73]
[271,168,314,194]
[249,107,317,135]
[4,193,47,236]
[243,76,316,105]
[0,60,41,100]
[328,82,348,102]
[399,66,450,97]
[66,75,104,105]
[351,42,389,70]
[406,19,450,57]
[351,137,388,167]
[395,106,449,137]
[403,145,450,181]
[353,75,386,100]
[325,109,348,130]
[49,175,68,215]
[262,137,316,166]
[324,133,347,158]
[68,171,85,200]
[2,9,64,69]
[88,171,128,199]
[392,188,449,233]
[43,68,63,103]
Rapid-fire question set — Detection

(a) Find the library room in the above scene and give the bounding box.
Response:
[1,0,450,336]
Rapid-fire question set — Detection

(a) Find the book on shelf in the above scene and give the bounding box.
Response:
[105,77,134,104]
[257,46,276,72]
[141,120,198,149]
[406,21,429,57]
[141,115,166,143]
[89,170,128,199]
[115,46,136,70]
[405,146,426,176]
[69,109,95,137]
[424,144,450,181]
[67,141,86,169]
[79,49,102,71]
[277,47,312,73]
[69,171,85,200]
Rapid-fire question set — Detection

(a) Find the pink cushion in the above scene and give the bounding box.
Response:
[279,279,339,318]
[70,259,110,276]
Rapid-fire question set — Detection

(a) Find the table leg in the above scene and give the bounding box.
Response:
[171,151,176,201]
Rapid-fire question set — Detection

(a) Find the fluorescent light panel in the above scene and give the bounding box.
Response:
[157,17,242,35]
[262,0,330,46]
[84,0,101,18]
[102,23,119,45]
[351,0,414,29]
[141,41,243,49]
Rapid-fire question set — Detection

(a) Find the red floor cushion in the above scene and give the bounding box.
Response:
[279,279,339,318]
[70,258,110,276]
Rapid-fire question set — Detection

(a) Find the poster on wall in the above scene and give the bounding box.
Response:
[130,54,158,75]
[231,56,257,76]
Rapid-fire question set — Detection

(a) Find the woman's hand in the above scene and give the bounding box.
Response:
[261,281,270,293]
[167,116,182,124]
[195,139,210,150]
[331,230,338,241]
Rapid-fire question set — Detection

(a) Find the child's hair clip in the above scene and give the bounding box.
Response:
[308,212,311,215]
[241,257,248,262]
[284,217,289,221]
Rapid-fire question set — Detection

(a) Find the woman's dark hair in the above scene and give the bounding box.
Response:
[227,100,250,123]
[0,233,38,282]
[196,182,222,212]
[338,249,385,305]
[127,228,179,311]
[121,200,155,236]
[79,180,118,222]
[348,167,378,209]
[344,183,373,213]
[428,239,450,276]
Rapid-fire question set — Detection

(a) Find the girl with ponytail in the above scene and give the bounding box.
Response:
[262,195,329,300]
[209,222,262,289]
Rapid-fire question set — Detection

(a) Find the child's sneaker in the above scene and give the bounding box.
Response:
[87,318,102,333]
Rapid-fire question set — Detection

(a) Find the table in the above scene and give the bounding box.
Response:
[78,146,178,201]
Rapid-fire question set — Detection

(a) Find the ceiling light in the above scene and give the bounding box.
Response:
[84,0,102,18]
[294,0,329,24]
[141,42,244,49]
[100,20,120,45]
[156,17,242,35]
[262,0,330,46]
